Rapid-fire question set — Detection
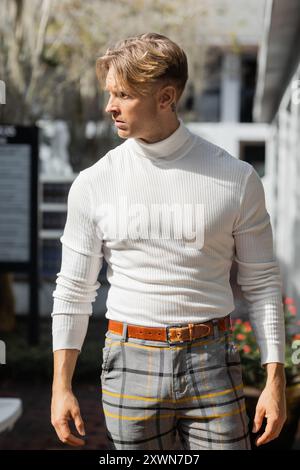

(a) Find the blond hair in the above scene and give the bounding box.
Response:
[96,32,188,101]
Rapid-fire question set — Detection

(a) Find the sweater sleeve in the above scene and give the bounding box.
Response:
[51,171,104,352]
[233,166,285,366]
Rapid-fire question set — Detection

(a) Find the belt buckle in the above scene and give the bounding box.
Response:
[166,323,190,344]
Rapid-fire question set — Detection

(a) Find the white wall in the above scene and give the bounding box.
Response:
[186,122,271,158]
[270,63,300,313]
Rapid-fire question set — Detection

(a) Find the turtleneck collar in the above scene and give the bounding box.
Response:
[125,117,195,164]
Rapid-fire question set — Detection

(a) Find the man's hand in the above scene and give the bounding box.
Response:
[252,363,287,446]
[51,388,86,447]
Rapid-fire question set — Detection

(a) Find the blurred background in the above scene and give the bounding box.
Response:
[0,0,300,450]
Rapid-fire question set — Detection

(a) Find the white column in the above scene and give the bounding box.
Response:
[290,69,300,312]
[220,52,241,122]
[276,107,290,295]
[264,125,277,227]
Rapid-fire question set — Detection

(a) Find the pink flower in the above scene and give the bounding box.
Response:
[288,305,297,316]
[234,319,242,325]
[243,345,251,354]
[293,334,300,340]
[284,297,295,305]
[237,333,246,341]
[244,323,252,332]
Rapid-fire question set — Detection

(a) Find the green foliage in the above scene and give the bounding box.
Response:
[232,296,300,388]
[0,318,106,383]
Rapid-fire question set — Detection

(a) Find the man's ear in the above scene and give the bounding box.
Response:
[158,84,177,110]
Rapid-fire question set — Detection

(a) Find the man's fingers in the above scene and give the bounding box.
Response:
[60,432,85,447]
[252,406,265,433]
[255,418,280,446]
[56,420,85,447]
[73,411,86,436]
[66,435,85,446]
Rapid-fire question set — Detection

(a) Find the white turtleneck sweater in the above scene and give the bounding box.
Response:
[51,118,285,365]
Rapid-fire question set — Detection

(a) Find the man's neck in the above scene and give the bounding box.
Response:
[138,117,180,144]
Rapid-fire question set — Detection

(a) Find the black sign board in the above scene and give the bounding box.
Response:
[0,125,40,345]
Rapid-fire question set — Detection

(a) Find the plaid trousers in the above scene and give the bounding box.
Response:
[100,320,251,450]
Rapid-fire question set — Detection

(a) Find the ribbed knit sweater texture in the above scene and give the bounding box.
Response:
[51,118,285,365]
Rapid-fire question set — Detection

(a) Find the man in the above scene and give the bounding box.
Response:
[51,33,286,450]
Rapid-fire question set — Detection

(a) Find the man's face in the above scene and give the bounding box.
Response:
[104,67,162,141]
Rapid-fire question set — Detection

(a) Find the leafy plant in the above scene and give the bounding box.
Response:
[232,296,300,388]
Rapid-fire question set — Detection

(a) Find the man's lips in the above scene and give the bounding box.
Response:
[114,120,127,128]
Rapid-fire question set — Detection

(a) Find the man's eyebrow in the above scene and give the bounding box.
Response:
[104,84,119,92]
[104,84,130,93]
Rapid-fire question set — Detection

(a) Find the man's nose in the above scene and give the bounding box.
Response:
[105,95,119,114]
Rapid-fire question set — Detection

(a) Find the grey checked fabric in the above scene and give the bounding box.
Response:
[100,320,251,450]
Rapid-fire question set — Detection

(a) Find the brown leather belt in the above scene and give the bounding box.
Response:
[108,315,232,344]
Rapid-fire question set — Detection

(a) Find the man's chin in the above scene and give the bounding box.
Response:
[116,127,133,139]
[116,128,129,138]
